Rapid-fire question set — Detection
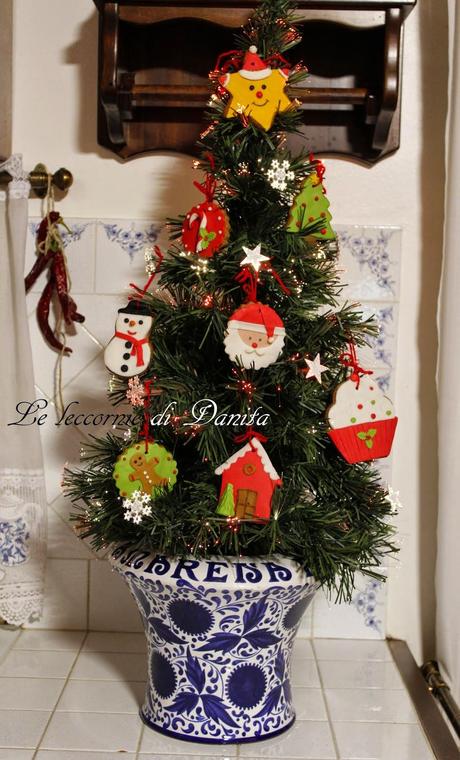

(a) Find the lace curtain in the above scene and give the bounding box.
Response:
[0,154,47,625]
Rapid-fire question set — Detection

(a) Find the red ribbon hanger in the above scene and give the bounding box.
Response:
[234,427,268,445]
[339,342,373,388]
[129,245,164,301]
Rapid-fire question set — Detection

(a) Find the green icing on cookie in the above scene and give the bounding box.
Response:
[113,441,178,499]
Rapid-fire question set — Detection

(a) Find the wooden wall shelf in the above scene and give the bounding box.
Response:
[93,0,417,164]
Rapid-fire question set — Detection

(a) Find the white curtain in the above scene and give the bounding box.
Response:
[436,2,460,704]
[0,154,47,625]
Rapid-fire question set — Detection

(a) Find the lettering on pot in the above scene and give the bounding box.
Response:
[143,555,171,575]
[171,559,200,580]
[131,551,151,569]
[234,562,263,584]
[262,561,293,582]
[204,561,228,583]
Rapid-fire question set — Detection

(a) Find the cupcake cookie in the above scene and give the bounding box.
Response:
[327,376,397,464]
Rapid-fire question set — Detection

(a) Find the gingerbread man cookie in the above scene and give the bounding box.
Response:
[113,442,178,498]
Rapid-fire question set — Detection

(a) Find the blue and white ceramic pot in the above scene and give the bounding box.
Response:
[110,545,317,744]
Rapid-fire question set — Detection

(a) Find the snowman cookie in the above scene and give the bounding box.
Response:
[104,300,153,378]
[327,375,398,464]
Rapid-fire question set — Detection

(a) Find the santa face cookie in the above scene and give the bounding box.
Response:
[104,300,153,378]
[327,375,398,464]
[224,301,286,370]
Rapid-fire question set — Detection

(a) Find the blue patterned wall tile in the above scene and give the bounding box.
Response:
[336,225,401,302]
[312,572,387,640]
[355,302,399,373]
[95,219,162,293]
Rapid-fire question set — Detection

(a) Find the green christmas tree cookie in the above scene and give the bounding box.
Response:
[287,171,335,240]
[113,441,178,499]
[216,483,235,516]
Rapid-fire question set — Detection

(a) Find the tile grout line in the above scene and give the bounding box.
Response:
[311,639,340,760]
[86,559,91,630]
[134,722,145,760]
[92,220,98,294]
[31,630,90,760]
[0,628,22,667]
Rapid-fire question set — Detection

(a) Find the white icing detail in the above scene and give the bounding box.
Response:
[224,328,285,370]
[215,438,281,482]
[328,376,395,428]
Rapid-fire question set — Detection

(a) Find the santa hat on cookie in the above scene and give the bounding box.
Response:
[228,302,285,342]
[219,46,289,86]
[237,46,272,79]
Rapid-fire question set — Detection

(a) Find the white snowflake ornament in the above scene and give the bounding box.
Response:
[265,159,295,192]
[123,490,153,524]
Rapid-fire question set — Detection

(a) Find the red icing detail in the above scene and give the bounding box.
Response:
[256,91,263,98]
[357,404,363,409]
[229,302,285,339]
[371,413,376,419]
[328,418,398,464]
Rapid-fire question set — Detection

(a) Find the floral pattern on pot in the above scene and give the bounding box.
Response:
[110,546,317,744]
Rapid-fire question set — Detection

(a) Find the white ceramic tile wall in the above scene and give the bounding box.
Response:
[23,220,402,635]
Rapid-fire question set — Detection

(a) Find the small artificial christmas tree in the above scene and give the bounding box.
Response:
[65,0,397,603]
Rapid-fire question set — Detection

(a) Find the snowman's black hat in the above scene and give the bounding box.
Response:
[118,299,152,317]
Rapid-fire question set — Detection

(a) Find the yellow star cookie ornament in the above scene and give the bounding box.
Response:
[219,46,293,132]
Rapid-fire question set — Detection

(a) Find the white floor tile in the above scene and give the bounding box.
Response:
[291,659,321,687]
[139,726,238,755]
[0,677,65,710]
[333,721,435,759]
[317,660,404,690]
[83,631,146,653]
[36,753,135,760]
[14,630,85,651]
[40,711,142,752]
[138,755,237,760]
[325,688,417,724]
[292,638,315,660]
[57,679,144,713]
[0,628,21,662]
[71,651,146,681]
[0,650,76,679]
[292,688,328,721]
[314,639,391,662]
[0,709,51,748]
[0,750,35,759]
[239,720,336,758]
